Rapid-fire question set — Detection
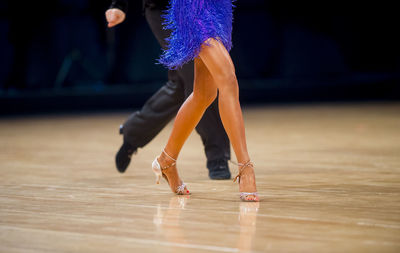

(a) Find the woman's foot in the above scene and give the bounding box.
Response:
[234,161,259,202]
[155,151,190,195]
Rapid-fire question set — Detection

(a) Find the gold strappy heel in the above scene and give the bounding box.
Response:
[233,161,259,202]
[152,150,190,195]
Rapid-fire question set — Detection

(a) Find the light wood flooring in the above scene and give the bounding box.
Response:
[1,102,400,252]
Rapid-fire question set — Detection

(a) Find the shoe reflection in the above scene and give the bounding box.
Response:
[153,195,190,247]
[153,196,259,252]
[238,202,260,252]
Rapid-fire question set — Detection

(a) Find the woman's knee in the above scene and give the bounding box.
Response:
[193,88,218,108]
[214,70,238,95]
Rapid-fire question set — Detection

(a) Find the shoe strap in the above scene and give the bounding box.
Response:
[163,149,177,162]
[159,150,177,170]
[233,161,254,183]
[160,161,176,171]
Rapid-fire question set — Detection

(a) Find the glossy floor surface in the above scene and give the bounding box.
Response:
[1,103,400,252]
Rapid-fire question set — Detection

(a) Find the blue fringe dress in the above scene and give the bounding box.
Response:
[158,0,235,69]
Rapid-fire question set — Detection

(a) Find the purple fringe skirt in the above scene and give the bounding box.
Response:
[158,0,234,69]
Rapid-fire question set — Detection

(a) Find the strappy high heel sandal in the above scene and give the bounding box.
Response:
[233,161,259,202]
[152,150,190,195]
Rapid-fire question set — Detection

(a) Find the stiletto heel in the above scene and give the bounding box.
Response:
[152,158,162,184]
[233,161,259,202]
[152,150,190,195]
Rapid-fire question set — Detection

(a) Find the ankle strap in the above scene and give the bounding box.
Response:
[233,161,253,183]
[229,160,252,167]
[163,149,177,162]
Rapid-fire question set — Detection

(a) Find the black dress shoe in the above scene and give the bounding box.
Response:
[207,159,231,180]
[115,142,137,173]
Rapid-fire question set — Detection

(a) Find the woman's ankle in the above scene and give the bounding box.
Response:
[158,151,176,168]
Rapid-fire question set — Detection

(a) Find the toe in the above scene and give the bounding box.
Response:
[243,195,259,202]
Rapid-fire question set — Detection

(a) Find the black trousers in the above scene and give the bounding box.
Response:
[122,4,230,162]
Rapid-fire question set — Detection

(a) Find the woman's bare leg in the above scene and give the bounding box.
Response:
[158,39,257,200]
[198,40,248,162]
[158,58,218,193]
[198,39,257,200]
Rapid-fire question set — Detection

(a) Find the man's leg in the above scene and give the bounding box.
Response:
[116,76,184,172]
[122,80,184,147]
[116,4,186,173]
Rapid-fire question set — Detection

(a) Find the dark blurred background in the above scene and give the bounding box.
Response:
[0,0,399,115]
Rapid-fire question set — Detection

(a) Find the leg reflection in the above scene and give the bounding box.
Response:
[153,195,190,249]
[238,202,260,252]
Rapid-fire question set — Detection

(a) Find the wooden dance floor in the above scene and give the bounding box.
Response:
[1,103,399,252]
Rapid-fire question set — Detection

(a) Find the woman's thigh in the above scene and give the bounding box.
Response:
[192,57,217,100]
[198,39,236,84]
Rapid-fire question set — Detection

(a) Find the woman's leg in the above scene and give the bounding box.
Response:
[198,40,248,162]
[163,58,218,158]
[157,58,218,192]
[198,39,257,199]
[158,38,257,200]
